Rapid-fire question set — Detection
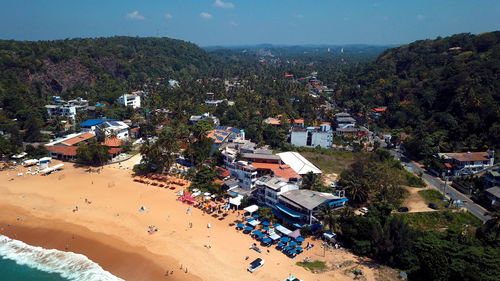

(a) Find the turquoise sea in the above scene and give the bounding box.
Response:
[0,235,124,281]
[0,257,68,281]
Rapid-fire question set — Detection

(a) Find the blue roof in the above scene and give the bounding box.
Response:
[229,127,241,134]
[329,198,349,206]
[80,119,112,127]
[276,204,302,218]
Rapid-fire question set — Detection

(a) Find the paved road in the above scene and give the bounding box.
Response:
[389,148,492,223]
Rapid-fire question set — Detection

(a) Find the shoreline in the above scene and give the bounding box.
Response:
[0,207,191,281]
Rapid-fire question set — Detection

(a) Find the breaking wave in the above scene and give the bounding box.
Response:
[0,235,125,281]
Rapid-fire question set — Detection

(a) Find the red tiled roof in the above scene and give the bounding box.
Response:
[61,133,95,146]
[108,147,122,155]
[265,119,281,125]
[444,152,490,162]
[102,137,122,147]
[213,179,223,184]
[130,127,140,132]
[251,162,301,181]
[372,107,387,112]
[293,119,304,124]
[46,146,79,156]
[444,163,453,168]
[216,166,231,179]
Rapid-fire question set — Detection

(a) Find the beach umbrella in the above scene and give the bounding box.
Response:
[258,233,266,239]
[289,241,298,247]
[261,221,270,226]
[296,247,303,251]
[244,226,254,231]
[278,242,285,247]
[262,226,270,231]
[280,237,291,243]
[262,238,272,243]
[289,249,297,254]
[284,246,292,251]
[252,230,262,236]
[247,218,254,222]
[237,223,245,228]
[274,223,281,227]
[296,237,305,242]
[252,214,259,218]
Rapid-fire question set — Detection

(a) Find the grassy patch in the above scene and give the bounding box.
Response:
[399,211,482,231]
[300,151,356,174]
[401,169,426,187]
[418,189,446,207]
[296,260,328,272]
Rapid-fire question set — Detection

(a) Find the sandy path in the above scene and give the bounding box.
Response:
[0,162,380,281]
[402,186,437,213]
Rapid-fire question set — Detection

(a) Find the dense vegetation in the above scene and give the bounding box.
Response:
[332,32,500,159]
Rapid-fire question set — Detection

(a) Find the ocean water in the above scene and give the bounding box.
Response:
[0,235,125,281]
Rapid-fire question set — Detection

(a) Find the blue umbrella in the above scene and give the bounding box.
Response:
[278,243,285,247]
[261,221,270,226]
[252,230,262,235]
[252,214,260,218]
[262,238,272,243]
[237,223,245,228]
[247,218,254,222]
[289,249,297,254]
[280,237,291,243]
[274,223,281,227]
[284,246,292,251]
[289,241,298,247]
[296,247,303,251]
[296,237,305,242]
[244,226,254,231]
[262,226,270,231]
[258,233,266,239]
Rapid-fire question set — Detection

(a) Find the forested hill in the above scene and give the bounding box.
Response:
[0,36,214,113]
[340,32,500,158]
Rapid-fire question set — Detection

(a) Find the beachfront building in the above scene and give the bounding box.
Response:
[45,132,96,161]
[255,176,299,208]
[80,119,113,134]
[437,151,495,177]
[117,94,141,109]
[275,189,348,227]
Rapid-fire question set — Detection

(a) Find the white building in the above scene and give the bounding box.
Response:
[98,121,130,140]
[290,125,333,148]
[277,152,322,175]
[189,112,220,126]
[45,105,77,120]
[255,176,299,208]
[117,94,141,109]
[224,160,258,190]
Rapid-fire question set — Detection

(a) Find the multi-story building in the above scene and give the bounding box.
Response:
[189,112,220,126]
[483,167,500,187]
[117,94,141,109]
[255,176,299,208]
[290,124,333,148]
[275,189,348,227]
[438,151,495,177]
[45,105,77,120]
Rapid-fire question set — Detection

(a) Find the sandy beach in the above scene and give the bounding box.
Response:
[0,162,383,281]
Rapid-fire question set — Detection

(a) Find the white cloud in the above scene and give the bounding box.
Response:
[126,11,145,20]
[214,0,234,9]
[294,14,304,19]
[416,14,426,21]
[164,13,173,20]
[200,12,213,19]
[229,21,238,26]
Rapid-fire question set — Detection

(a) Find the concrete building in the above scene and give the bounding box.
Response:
[438,151,495,177]
[255,176,299,208]
[45,105,77,120]
[290,125,333,148]
[484,186,500,210]
[189,113,220,126]
[117,94,141,109]
[98,121,130,140]
[275,189,348,227]
[483,167,500,187]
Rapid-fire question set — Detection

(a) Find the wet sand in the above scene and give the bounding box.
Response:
[0,162,376,281]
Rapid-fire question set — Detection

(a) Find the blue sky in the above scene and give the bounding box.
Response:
[1,0,499,46]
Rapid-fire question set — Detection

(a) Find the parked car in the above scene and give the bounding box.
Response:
[398,207,409,212]
[428,203,440,210]
[359,207,369,214]
[247,258,265,272]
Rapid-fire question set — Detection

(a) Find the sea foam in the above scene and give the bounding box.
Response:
[0,235,125,281]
